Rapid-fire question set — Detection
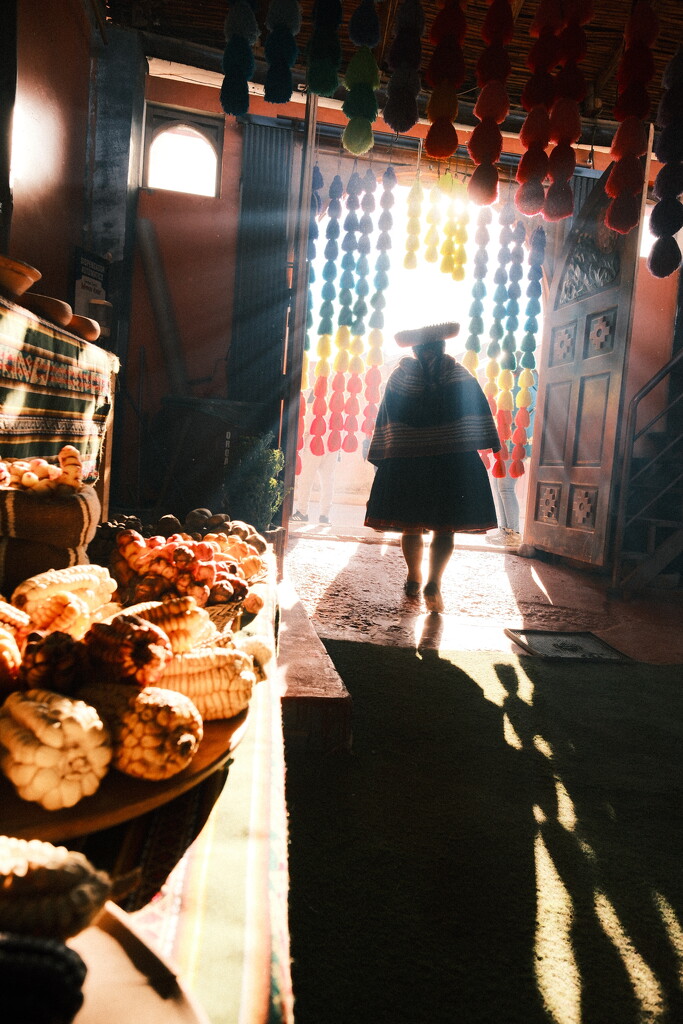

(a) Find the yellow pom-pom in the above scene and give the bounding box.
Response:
[483,380,498,397]
[497,390,514,411]
[405,237,419,253]
[333,349,350,372]
[462,350,479,374]
[425,246,438,263]
[317,334,332,359]
[409,180,423,200]
[404,251,418,269]
[516,387,532,408]
[367,348,384,366]
[314,358,330,378]
[335,325,351,348]
[407,216,421,234]
[452,265,466,281]
[440,237,455,256]
[485,359,500,380]
[497,369,514,390]
[349,354,365,374]
[368,328,383,347]
[350,335,365,354]
[441,255,455,273]
[518,368,536,388]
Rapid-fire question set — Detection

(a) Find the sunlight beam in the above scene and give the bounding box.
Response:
[593,889,664,1021]
[534,829,581,1024]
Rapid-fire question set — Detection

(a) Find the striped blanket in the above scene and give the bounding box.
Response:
[368,354,500,463]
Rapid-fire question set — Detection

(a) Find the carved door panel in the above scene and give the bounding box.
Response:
[525,169,645,565]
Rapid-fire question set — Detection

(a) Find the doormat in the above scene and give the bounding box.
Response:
[503,628,630,661]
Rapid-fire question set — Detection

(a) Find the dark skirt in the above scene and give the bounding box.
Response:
[364,451,497,533]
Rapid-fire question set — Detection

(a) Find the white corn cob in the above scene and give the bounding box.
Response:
[122,595,217,653]
[160,646,256,719]
[12,565,117,616]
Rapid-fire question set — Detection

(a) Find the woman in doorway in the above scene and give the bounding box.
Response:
[364,322,500,612]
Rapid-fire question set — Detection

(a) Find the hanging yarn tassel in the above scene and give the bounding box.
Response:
[220,0,260,116]
[307,0,343,97]
[452,176,469,281]
[298,163,325,474]
[383,0,425,134]
[509,226,545,476]
[361,166,394,439]
[342,31,381,156]
[312,173,344,455]
[424,182,442,263]
[439,172,457,274]
[404,174,423,269]
[461,206,492,376]
[468,0,513,207]
[648,48,683,276]
[605,1,659,235]
[424,0,467,161]
[484,204,513,433]
[543,1,593,223]
[515,0,563,216]
[263,0,302,104]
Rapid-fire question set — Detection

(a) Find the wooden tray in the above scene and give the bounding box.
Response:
[0,712,248,843]
[70,901,210,1024]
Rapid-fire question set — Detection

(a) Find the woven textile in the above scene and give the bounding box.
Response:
[367,355,500,462]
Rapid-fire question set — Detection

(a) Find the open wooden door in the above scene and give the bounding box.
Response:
[524,165,648,565]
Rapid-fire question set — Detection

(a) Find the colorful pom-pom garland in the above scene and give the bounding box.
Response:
[220,0,260,117]
[307,0,343,98]
[467,0,513,208]
[383,0,425,134]
[424,1,467,161]
[648,48,683,277]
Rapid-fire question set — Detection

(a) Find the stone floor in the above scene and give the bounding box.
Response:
[283,503,683,664]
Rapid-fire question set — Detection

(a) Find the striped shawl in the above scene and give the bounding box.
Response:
[367,355,500,463]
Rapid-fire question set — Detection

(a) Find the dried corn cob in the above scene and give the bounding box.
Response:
[121,595,217,653]
[11,565,117,616]
[83,614,173,686]
[160,646,256,719]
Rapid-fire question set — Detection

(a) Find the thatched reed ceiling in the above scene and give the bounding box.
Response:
[105,1,681,134]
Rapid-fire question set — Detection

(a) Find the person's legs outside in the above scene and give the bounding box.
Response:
[495,473,520,533]
[401,530,424,597]
[292,446,316,521]
[423,531,454,613]
[317,450,338,524]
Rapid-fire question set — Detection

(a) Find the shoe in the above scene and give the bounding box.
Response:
[319,515,330,524]
[423,582,444,614]
[403,579,421,599]
[291,510,308,522]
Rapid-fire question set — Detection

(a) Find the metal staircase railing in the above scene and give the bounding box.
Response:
[611,347,683,594]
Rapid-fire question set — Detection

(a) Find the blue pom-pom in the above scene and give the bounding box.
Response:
[341,252,356,270]
[222,35,255,78]
[340,269,355,289]
[265,24,298,66]
[369,310,384,329]
[312,165,324,192]
[220,73,250,116]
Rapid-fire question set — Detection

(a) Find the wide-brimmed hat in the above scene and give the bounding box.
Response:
[394,321,460,347]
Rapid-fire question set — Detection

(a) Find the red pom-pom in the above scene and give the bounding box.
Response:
[361,418,375,435]
[543,181,574,221]
[557,22,587,63]
[329,390,345,412]
[515,179,546,215]
[310,435,325,456]
[333,372,346,392]
[491,455,506,478]
[512,426,527,445]
[327,430,341,452]
[426,40,466,89]
[312,395,327,416]
[624,1,660,49]
[604,192,641,234]
[430,4,467,46]
[473,79,510,124]
[343,415,358,434]
[314,376,328,397]
[328,411,344,430]
[482,0,515,46]
[467,162,499,206]
[520,105,551,148]
[509,459,525,478]
[425,116,458,159]
[522,70,555,111]
[516,408,531,428]
[512,443,527,461]
[516,145,549,185]
[468,117,503,165]
[647,234,682,278]
[618,42,656,90]
[347,374,363,395]
[554,62,587,103]
[611,116,648,159]
[342,433,359,453]
[547,140,576,182]
[527,32,561,73]
[365,366,382,388]
[365,385,381,403]
[605,154,644,198]
[310,415,327,436]
[497,410,513,437]
[295,452,302,475]
[476,42,511,86]
[344,396,360,415]
[530,1,564,38]
[613,82,651,122]
[549,97,582,144]
[299,392,306,415]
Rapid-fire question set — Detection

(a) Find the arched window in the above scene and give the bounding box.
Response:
[143,105,223,197]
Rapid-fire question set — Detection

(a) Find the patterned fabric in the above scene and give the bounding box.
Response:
[0,297,118,481]
[367,354,500,463]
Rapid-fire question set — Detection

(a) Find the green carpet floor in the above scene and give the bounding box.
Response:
[285,643,683,1024]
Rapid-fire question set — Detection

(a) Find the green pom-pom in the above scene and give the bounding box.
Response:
[343,117,374,155]
[221,73,250,116]
[318,316,334,334]
[265,64,294,104]
[521,352,536,369]
[345,47,380,90]
[308,56,340,97]
[469,315,484,335]
[222,35,255,78]
[342,83,379,121]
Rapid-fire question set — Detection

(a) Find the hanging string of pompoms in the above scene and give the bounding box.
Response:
[310,173,344,457]
[383,0,425,135]
[342,0,381,155]
[297,162,325,475]
[424,0,467,161]
[509,225,545,478]
[363,164,395,440]
[220,0,260,116]
[462,206,492,377]
[494,215,526,475]
[648,49,683,277]
[263,0,303,103]
[467,0,513,207]
[307,0,343,97]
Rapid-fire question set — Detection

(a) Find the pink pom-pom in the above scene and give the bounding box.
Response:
[430,4,467,46]
[473,79,510,124]
[530,0,564,38]
[327,430,341,452]
[515,179,546,215]
[549,97,582,144]
[482,0,515,46]
[520,105,551,148]
[516,145,549,184]
[554,62,587,103]
[557,21,587,63]
[342,433,359,453]
[618,42,656,90]
[527,31,561,73]
[314,376,328,398]
[467,162,500,206]
[543,181,574,221]
[310,435,325,456]
[328,411,344,431]
[547,140,576,183]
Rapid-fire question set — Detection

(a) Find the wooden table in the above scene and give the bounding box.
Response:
[0,712,248,843]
